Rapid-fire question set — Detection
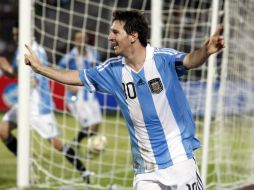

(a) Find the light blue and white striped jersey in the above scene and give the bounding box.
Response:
[79,45,200,174]
[58,47,100,101]
[13,42,54,115]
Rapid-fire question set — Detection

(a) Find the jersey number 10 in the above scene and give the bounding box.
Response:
[122,82,136,99]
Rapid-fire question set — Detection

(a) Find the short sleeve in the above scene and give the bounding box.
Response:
[175,52,188,76]
[79,64,114,94]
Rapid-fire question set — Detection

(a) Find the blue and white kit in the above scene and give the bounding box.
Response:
[79,44,204,189]
[2,42,59,139]
[58,47,102,128]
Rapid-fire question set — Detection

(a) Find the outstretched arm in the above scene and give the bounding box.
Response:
[183,25,225,70]
[24,44,83,86]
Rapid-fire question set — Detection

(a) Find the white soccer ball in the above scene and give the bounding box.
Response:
[87,135,107,154]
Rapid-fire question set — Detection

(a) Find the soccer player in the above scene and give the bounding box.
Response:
[58,31,102,154]
[24,11,225,190]
[0,23,91,183]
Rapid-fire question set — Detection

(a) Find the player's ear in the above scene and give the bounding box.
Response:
[130,32,138,44]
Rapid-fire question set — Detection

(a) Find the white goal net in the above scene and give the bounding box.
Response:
[211,0,254,189]
[18,0,254,189]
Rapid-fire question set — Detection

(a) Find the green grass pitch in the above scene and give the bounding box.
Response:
[0,111,134,190]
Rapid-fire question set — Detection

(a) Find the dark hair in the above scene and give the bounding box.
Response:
[112,11,148,47]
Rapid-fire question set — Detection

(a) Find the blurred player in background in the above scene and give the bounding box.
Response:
[0,23,91,183]
[24,10,225,190]
[58,31,102,156]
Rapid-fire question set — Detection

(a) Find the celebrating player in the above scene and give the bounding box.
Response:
[58,31,102,157]
[24,11,224,190]
[0,23,92,184]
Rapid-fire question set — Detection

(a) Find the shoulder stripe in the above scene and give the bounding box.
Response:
[154,48,179,55]
[154,51,175,56]
[97,56,122,72]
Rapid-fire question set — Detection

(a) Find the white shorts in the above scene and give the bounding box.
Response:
[2,104,59,139]
[134,158,203,190]
[67,89,102,128]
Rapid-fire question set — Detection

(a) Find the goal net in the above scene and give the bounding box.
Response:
[19,0,254,189]
[161,0,254,189]
[211,0,254,189]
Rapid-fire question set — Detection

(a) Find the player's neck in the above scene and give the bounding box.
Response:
[124,44,146,72]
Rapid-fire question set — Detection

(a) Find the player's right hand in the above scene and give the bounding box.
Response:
[24,44,42,73]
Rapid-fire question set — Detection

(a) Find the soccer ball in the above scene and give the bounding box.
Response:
[87,135,107,155]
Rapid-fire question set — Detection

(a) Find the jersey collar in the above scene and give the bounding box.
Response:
[122,44,154,65]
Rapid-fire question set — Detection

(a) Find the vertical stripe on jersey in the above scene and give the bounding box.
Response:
[153,55,189,162]
[121,65,156,173]
[113,64,145,174]
[116,97,146,174]
[130,69,171,170]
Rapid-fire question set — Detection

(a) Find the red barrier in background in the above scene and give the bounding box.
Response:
[50,81,66,111]
[0,74,66,112]
[0,75,18,112]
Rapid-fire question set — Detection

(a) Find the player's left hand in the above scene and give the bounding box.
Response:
[206,25,225,55]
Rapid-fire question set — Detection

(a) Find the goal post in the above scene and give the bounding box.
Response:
[151,0,162,47]
[201,0,220,186]
[17,0,32,188]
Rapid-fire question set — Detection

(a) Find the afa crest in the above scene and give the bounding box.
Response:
[148,78,163,94]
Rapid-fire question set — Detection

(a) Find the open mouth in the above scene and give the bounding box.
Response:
[111,42,119,50]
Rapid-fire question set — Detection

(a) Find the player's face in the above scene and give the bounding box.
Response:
[108,20,133,56]
[12,27,19,44]
[74,32,85,48]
